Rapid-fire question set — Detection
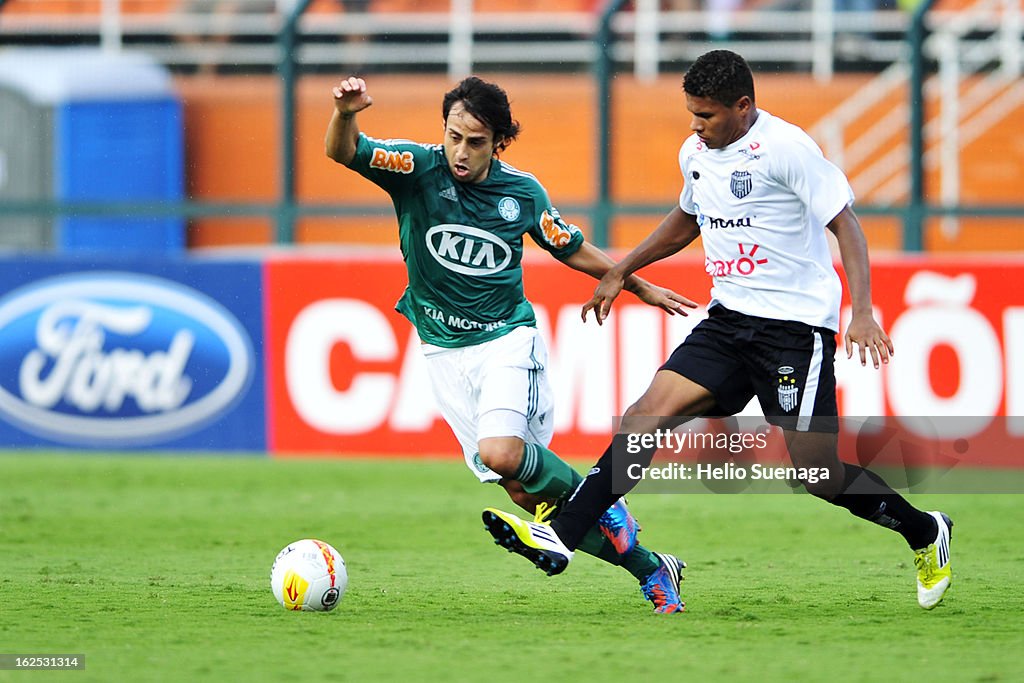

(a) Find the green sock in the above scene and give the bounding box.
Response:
[620,545,660,581]
[514,443,660,580]
[514,442,582,499]
[576,529,623,565]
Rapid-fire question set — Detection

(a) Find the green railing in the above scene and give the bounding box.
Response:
[2,0,1022,251]
[589,0,1024,252]
[591,0,631,248]
[276,0,313,244]
[905,0,934,253]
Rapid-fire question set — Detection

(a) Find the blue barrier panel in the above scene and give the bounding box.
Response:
[56,98,185,252]
[0,256,265,451]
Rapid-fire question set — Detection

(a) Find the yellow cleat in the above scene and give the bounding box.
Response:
[914,511,953,610]
[482,507,574,576]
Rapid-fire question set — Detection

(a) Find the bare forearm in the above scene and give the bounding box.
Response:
[325,110,360,165]
[828,206,893,366]
[613,206,700,279]
[562,242,647,293]
[830,208,874,316]
[327,77,373,164]
[578,205,701,323]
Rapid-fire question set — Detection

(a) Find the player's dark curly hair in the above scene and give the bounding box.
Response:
[682,50,755,107]
[442,76,521,152]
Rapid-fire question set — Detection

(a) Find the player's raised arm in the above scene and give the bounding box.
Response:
[581,206,701,325]
[827,205,894,369]
[326,77,374,166]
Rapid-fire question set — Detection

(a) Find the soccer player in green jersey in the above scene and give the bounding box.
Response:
[326,75,695,612]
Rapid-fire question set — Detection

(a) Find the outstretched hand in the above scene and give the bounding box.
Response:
[332,76,373,115]
[582,273,697,325]
[632,282,698,318]
[581,273,624,325]
[845,313,894,369]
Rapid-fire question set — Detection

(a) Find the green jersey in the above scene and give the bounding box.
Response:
[347,132,585,348]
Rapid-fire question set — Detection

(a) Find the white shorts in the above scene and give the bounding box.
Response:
[422,326,555,483]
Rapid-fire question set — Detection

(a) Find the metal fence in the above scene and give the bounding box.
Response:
[0,0,1022,250]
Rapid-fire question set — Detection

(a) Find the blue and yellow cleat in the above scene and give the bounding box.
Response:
[483,507,574,576]
[640,552,686,614]
[598,498,640,558]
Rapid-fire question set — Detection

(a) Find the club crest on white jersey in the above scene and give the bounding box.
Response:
[730,170,753,198]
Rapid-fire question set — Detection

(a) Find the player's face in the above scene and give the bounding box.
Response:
[685,93,753,149]
[443,102,500,184]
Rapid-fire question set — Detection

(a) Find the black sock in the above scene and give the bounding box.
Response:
[831,463,937,549]
[551,434,654,551]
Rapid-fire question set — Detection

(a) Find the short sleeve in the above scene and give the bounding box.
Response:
[525,184,583,258]
[776,134,854,227]
[345,133,437,195]
[678,140,697,215]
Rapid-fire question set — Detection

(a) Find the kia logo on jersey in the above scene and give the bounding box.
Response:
[0,273,254,446]
[425,224,513,276]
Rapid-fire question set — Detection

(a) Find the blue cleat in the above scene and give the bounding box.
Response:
[598,498,640,558]
[640,552,686,614]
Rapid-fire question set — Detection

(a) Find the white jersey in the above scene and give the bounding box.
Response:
[678,109,853,332]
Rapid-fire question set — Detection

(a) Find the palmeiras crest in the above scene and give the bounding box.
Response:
[730,169,753,199]
[498,196,521,221]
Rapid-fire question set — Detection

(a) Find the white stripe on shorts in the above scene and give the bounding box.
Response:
[796,331,824,432]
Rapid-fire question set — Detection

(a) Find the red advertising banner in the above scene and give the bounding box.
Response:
[265,254,1024,466]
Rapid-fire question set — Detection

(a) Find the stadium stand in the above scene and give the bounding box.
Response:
[0,0,1018,251]
[0,0,993,77]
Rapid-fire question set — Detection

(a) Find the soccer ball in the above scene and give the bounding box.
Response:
[270,539,348,612]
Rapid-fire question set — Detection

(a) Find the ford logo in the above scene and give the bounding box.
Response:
[0,272,254,445]
[425,224,512,276]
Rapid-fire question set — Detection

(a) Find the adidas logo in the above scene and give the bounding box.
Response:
[937,516,950,567]
[439,186,458,202]
[530,524,560,544]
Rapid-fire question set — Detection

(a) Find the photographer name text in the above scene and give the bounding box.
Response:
[627,462,831,484]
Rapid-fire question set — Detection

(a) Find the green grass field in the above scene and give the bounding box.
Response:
[1,453,1022,683]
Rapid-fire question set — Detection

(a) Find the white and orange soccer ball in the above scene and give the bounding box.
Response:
[270,539,348,612]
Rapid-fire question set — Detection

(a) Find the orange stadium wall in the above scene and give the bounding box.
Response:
[178,73,1024,252]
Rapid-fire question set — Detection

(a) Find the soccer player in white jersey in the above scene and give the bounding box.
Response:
[326,75,699,611]
[482,50,953,612]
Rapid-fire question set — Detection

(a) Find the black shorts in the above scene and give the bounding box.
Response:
[661,305,839,433]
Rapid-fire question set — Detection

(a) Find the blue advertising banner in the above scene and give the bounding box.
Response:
[0,256,265,451]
